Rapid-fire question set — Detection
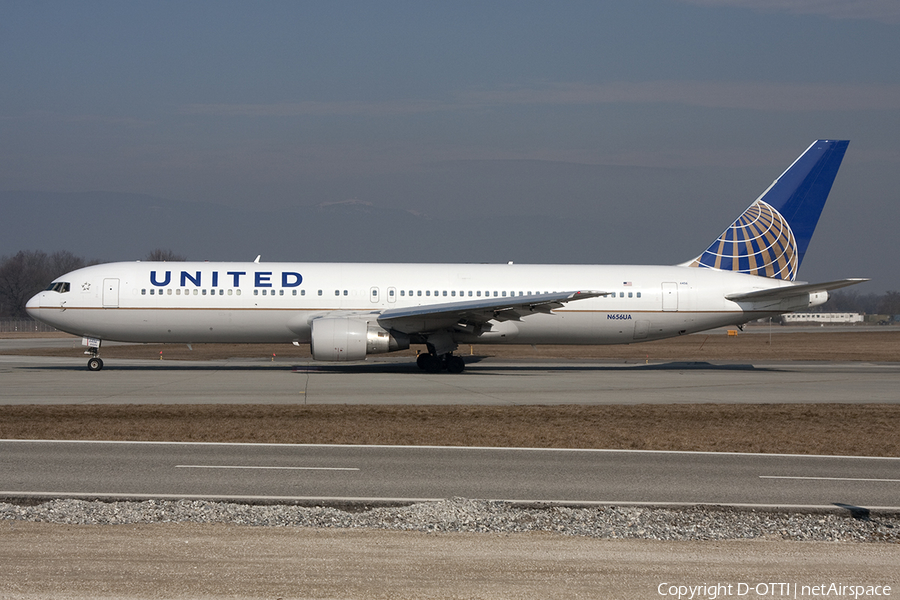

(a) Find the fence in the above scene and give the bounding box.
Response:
[0,318,58,333]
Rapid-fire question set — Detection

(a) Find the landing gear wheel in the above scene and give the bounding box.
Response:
[416,353,431,370]
[87,357,104,371]
[446,355,465,374]
[421,354,442,374]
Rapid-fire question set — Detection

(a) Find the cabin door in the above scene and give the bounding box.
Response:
[661,282,678,312]
[102,278,120,308]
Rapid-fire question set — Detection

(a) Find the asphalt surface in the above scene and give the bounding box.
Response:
[3,440,899,509]
[3,339,899,598]
[2,352,900,405]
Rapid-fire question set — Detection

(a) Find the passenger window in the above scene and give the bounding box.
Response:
[451,291,456,297]
[176,289,181,295]
[227,289,233,296]
[236,289,241,296]
[279,290,284,296]
[426,291,430,296]
[400,290,405,297]
[343,290,348,296]
[193,289,198,295]
[417,291,422,296]
[637,292,641,298]
[141,289,146,295]
[477,291,481,297]
[254,290,259,296]
[318,290,322,296]
[334,290,340,296]
[628,292,633,298]
[620,292,624,298]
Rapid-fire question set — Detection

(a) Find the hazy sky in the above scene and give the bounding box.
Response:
[2,1,899,289]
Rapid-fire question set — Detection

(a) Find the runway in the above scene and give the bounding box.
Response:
[2,440,899,509]
[3,341,898,509]
[1,353,899,405]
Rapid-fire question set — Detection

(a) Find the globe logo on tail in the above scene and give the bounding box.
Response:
[688,200,798,281]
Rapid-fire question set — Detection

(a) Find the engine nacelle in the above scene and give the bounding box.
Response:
[310,318,409,361]
[809,290,829,308]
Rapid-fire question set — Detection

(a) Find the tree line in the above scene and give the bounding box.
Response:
[819,289,900,317]
[0,249,184,318]
[1,249,898,319]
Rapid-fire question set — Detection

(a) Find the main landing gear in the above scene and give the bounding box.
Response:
[416,353,465,374]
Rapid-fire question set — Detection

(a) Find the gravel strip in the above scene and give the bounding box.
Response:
[2,498,898,542]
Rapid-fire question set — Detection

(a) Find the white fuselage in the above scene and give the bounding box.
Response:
[27,261,813,347]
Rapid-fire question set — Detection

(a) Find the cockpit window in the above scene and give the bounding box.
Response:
[45,282,71,293]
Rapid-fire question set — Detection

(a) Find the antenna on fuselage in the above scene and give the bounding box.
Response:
[254,255,261,263]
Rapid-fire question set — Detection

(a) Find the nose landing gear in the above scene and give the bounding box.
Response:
[83,337,104,371]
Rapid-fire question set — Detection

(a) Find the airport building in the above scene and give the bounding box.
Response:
[781,312,864,325]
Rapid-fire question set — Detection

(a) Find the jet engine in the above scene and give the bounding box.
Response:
[310,317,409,361]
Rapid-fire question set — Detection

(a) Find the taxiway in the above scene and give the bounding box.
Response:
[3,440,899,509]
[1,353,898,405]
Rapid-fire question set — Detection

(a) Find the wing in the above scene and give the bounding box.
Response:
[725,278,868,303]
[376,290,606,335]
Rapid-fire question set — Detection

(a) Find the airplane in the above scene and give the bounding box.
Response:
[27,139,866,373]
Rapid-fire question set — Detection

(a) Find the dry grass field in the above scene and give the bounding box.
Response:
[2,329,898,455]
[2,403,898,456]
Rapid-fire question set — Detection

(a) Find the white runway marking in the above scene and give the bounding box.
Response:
[175,465,360,471]
[760,476,900,483]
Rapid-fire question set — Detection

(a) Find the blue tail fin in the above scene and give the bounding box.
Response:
[685,140,849,281]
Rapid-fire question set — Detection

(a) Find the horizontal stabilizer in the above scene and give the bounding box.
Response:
[725,278,868,303]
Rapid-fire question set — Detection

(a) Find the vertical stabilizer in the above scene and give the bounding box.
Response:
[685,140,849,281]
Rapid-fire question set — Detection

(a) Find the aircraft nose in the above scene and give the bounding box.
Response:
[25,292,42,316]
